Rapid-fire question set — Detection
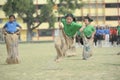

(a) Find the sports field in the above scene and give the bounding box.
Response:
[0,42,120,80]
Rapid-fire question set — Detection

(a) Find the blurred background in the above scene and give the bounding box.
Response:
[0,0,119,42]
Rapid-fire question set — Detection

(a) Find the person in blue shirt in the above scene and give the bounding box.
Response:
[96,26,105,47]
[104,26,110,46]
[2,15,22,64]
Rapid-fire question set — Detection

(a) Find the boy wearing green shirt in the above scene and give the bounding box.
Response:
[54,13,83,62]
[81,16,96,60]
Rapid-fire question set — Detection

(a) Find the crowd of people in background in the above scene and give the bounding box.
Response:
[94,25,120,47]
[76,21,120,47]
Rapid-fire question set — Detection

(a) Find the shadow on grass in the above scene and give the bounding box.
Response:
[66,58,82,60]
[41,68,63,71]
[64,56,82,61]
[0,63,8,65]
[103,63,120,66]
[0,62,20,66]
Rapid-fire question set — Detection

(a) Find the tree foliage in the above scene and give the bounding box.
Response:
[58,0,84,15]
[2,0,56,41]
[40,0,56,28]
[2,0,84,41]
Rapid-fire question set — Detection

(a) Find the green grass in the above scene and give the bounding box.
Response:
[0,43,120,80]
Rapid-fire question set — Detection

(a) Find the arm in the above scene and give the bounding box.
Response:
[16,26,22,35]
[2,24,7,35]
[59,18,65,29]
[91,30,96,39]
[79,23,85,33]
[116,26,118,36]
[59,22,63,29]
[2,28,7,35]
[91,27,96,39]
[16,22,22,35]
[117,30,118,36]
[79,25,85,32]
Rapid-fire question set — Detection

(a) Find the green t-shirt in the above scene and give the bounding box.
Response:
[61,19,82,37]
[77,31,81,36]
[117,25,120,35]
[83,24,95,37]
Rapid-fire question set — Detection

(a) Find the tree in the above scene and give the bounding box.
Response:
[57,0,84,17]
[3,0,56,41]
[39,0,56,29]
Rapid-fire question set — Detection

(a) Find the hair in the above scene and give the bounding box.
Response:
[84,15,93,22]
[64,13,76,22]
[9,15,15,19]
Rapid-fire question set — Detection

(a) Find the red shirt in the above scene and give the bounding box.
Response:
[110,28,117,35]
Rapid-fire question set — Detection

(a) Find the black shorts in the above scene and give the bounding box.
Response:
[97,35,104,40]
[110,35,117,42]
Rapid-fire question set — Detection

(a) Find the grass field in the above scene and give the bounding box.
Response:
[0,43,120,80]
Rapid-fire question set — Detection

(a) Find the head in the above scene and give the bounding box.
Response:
[9,15,15,22]
[83,16,93,25]
[99,26,102,29]
[64,14,76,24]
